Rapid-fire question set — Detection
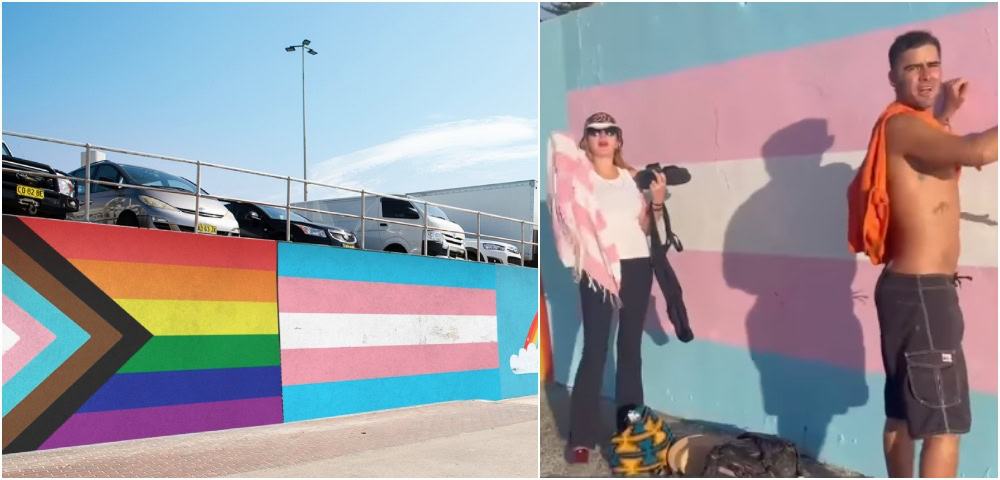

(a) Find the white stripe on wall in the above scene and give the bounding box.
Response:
[279,313,499,350]
[663,151,997,267]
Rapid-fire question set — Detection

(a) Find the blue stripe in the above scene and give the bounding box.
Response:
[549,3,986,90]
[2,266,90,415]
[76,366,282,413]
[540,18,571,201]
[282,368,501,422]
[278,242,497,290]
[495,265,539,399]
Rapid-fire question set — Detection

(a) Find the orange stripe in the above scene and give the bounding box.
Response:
[71,260,277,302]
[540,282,552,383]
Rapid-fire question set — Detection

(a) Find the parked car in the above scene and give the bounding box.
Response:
[66,161,239,235]
[2,142,79,219]
[465,238,522,266]
[223,201,357,248]
[293,194,467,259]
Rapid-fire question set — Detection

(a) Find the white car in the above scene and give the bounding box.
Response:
[465,238,522,266]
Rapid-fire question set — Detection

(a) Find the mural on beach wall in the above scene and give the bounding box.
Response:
[277,244,504,423]
[2,216,282,453]
[541,3,997,476]
[2,216,539,453]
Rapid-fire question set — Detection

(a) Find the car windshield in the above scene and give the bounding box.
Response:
[426,204,450,221]
[2,143,10,157]
[258,205,314,223]
[119,164,209,194]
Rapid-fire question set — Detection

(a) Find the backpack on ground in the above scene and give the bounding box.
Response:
[701,432,802,477]
[608,405,675,477]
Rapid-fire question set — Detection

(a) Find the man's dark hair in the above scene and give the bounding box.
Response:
[889,31,941,69]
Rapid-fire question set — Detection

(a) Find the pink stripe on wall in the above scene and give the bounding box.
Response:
[649,250,997,394]
[566,6,997,165]
[2,295,56,384]
[281,342,500,386]
[278,277,497,315]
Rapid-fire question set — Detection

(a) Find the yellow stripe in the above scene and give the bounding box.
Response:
[115,299,278,335]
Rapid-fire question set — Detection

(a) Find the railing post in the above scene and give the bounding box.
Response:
[423,201,428,257]
[194,161,202,232]
[84,144,92,222]
[476,212,481,262]
[520,220,525,264]
[360,190,366,250]
[286,177,292,242]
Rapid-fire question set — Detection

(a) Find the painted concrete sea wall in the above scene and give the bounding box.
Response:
[2,216,538,453]
[540,3,997,476]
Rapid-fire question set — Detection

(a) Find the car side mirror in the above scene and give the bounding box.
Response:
[245,211,261,222]
[97,176,123,189]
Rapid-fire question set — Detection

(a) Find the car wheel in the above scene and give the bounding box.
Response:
[116,211,140,227]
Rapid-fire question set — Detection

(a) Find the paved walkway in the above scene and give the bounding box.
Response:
[2,396,539,478]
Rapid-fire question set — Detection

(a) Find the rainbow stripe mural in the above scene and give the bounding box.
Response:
[541,3,997,476]
[278,244,503,422]
[2,216,537,453]
[2,216,283,453]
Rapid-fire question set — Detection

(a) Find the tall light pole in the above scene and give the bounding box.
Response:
[286,39,317,201]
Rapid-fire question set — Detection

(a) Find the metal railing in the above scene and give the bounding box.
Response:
[2,131,538,265]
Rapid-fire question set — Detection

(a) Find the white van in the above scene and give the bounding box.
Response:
[294,194,467,259]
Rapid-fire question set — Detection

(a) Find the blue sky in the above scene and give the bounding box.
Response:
[2,2,538,204]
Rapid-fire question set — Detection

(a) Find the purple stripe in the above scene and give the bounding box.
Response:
[38,396,282,450]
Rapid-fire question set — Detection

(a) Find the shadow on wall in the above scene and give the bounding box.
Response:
[540,198,675,441]
[722,118,869,459]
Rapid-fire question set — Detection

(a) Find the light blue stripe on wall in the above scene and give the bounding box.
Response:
[550,2,986,90]
[282,368,502,423]
[278,242,496,290]
[495,264,539,399]
[547,319,998,477]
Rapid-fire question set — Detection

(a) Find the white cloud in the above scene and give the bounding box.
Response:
[509,342,539,375]
[311,116,538,187]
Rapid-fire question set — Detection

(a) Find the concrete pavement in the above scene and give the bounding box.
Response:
[2,396,539,478]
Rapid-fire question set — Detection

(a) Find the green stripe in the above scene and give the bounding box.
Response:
[118,335,280,373]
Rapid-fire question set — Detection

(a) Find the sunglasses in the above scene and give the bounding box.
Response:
[586,127,621,138]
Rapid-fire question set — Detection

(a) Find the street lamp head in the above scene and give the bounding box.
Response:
[307,49,318,55]
[285,46,296,52]
[302,39,311,46]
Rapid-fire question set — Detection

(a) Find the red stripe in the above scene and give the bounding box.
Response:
[22,217,276,271]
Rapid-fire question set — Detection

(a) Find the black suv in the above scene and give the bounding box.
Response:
[224,201,358,248]
[2,142,79,219]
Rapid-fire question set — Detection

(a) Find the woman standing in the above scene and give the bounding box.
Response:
[547,112,668,463]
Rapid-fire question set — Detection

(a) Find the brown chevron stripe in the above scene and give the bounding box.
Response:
[2,216,151,453]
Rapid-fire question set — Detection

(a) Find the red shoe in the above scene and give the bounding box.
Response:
[569,446,589,464]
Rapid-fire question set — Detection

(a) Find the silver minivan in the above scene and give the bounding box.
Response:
[67,161,239,235]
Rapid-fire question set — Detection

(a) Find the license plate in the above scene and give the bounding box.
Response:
[196,224,217,234]
[342,244,356,249]
[16,185,44,200]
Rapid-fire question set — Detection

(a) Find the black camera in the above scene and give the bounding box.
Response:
[634,163,691,190]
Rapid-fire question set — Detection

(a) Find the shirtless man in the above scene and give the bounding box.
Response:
[878,31,997,477]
